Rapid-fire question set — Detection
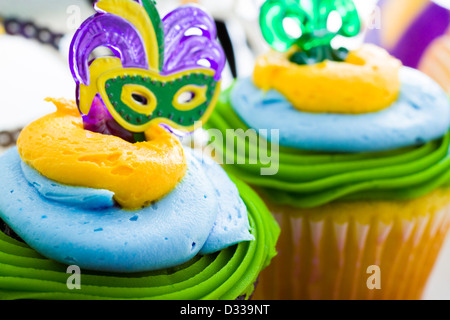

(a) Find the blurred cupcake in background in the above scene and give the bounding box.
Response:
[205,0,450,300]
[0,0,280,300]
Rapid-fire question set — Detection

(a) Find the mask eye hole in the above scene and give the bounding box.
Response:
[131,92,148,106]
[177,91,195,104]
[173,85,207,111]
[120,84,157,116]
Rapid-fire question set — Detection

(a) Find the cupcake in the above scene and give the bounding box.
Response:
[0,0,279,300]
[204,0,450,300]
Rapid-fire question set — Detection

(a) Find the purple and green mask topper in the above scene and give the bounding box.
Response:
[259,0,361,65]
[69,0,226,142]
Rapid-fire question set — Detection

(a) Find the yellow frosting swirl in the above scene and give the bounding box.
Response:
[17,98,187,210]
[252,44,402,114]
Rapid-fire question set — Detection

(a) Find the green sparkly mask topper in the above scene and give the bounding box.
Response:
[260,0,361,65]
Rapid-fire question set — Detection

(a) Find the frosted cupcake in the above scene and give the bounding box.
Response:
[0,0,279,300]
[205,0,450,299]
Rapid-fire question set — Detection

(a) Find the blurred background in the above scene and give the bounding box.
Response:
[0,0,449,299]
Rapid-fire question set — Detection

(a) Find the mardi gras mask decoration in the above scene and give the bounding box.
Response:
[70,0,226,142]
[259,0,361,65]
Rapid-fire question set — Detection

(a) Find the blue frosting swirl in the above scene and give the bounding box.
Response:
[230,67,450,153]
[20,161,115,210]
[0,147,253,273]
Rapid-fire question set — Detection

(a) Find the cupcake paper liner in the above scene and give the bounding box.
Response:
[253,188,450,300]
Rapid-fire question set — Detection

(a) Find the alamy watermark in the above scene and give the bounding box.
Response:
[66,263,382,291]
[189,121,280,176]
[366,5,382,31]
[366,265,381,290]
[66,265,81,290]
[66,5,82,31]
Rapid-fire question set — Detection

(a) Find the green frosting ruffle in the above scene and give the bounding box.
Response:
[204,88,450,208]
[0,176,279,300]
